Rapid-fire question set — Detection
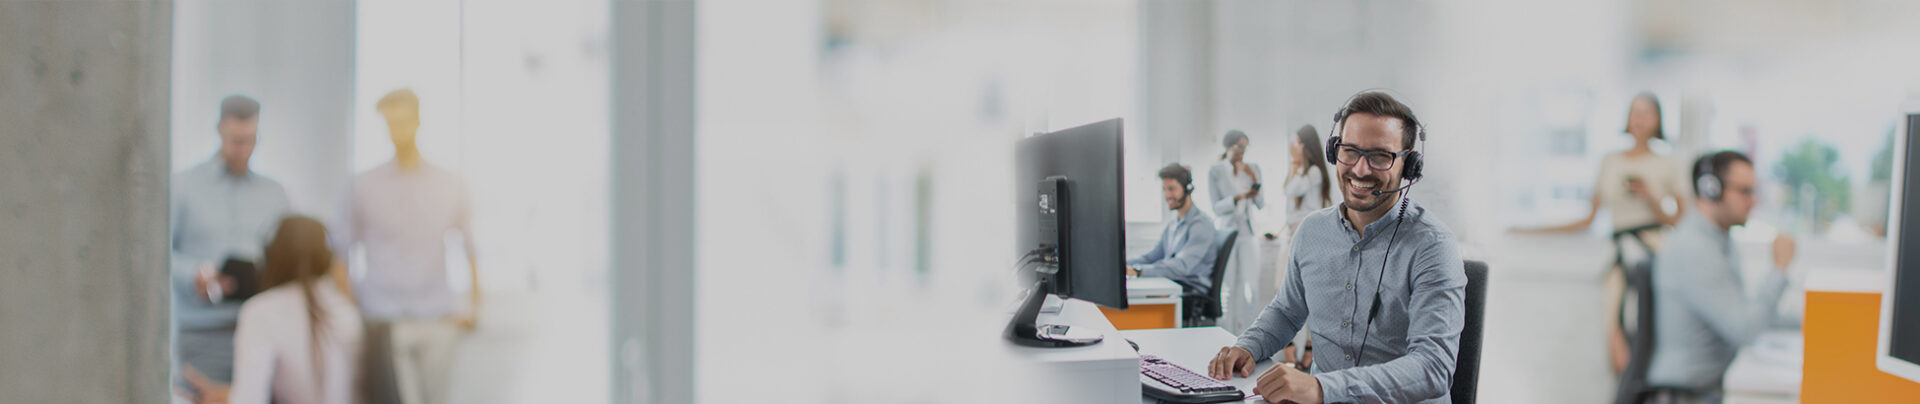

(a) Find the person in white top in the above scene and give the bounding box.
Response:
[1285,125,1334,234]
[335,89,479,404]
[1208,130,1268,336]
[1264,124,1334,369]
[185,216,365,404]
[1514,92,1692,376]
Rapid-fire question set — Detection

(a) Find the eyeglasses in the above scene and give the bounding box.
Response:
[1334,145,1411,171]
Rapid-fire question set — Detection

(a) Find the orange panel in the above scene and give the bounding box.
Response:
[1802,290,1920,402]
[1102,304,1179,330]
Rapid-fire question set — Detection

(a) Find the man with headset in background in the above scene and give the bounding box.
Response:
[1644,150,1799,402]
[1208,91,1466,404]
[1126,163,1219,297]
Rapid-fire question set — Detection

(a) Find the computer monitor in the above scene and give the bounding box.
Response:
[1006,118,1127,347]
[1879,104,1920,382]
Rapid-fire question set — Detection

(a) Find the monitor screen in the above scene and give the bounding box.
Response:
[1893,113,1920,367]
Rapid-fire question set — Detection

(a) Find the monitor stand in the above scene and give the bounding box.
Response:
[1005,279,1104,348]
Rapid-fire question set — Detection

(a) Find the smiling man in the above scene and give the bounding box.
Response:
[1207,91,1466,404]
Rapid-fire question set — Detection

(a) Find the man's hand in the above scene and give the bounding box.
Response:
[1772,233,1797,272]
[458,292,483,332]
[1253,362,1323,404]
[1125,267,1141,277]
[1208,346,1256,380]
[1626,178,1659,206]
[193,263,237,303]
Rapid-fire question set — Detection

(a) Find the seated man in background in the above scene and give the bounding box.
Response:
[1126,163,1219,297]
[1646,150,1798,401]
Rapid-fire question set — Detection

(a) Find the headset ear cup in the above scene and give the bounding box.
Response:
[1325,136,1341,164]
[1697,175,1722,201]
[1403,151,1423,181]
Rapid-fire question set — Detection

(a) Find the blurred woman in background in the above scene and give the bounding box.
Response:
[1515,92,1691,376]
[1209,130,1267,335]
[187,216,367,404]
[1285,125,1333,235]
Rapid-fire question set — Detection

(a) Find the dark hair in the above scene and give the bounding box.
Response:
[261,216,351,400]
[1626,92,1665,140]
[1337,91,1422,151]
[220,95,260,122]
[1691,150,1753,197]
[1293,125,1332,207]
[1220,130,1249,159]
[1158,163,1193,192]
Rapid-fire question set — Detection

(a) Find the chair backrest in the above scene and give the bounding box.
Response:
[1613,259,1660,404]
[1452,260,1489,404]
[1202,230,1239,318]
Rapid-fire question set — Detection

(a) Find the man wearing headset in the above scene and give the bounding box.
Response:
[1644,151,1798,402]
[1127,163,1219,297]
[1208,91,1466,404]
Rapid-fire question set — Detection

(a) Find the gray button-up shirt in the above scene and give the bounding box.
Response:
[170,159,291,330]
[1127,206,1218,295]
[1234,198,1466,403]
[1646,213,1793,392]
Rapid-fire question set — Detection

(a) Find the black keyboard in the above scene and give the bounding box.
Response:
[1141,355,1245,403]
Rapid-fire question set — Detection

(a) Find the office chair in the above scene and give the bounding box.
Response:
[1181,230,1237,328]
[1612,260,1702,404]
[1452,260,1489,404]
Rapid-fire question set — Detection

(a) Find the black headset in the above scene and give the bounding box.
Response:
[1323,91,1427,182]
[1695,155,1724,201]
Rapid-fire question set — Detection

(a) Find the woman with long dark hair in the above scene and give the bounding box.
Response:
[191,216,366,404]
[1284,125,1333,235]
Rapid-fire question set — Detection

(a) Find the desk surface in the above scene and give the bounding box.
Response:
[1120,327,1276,403]
[1127,277,1183,297]
[1723,331,1802,403]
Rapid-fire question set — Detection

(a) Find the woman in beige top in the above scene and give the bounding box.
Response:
[1517,92,1690,376]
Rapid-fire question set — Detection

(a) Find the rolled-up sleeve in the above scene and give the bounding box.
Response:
[1316,238,1466,404]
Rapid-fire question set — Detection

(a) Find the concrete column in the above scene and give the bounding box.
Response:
[0,1,174,402]
[609,1,696,403]
[1138,0,1214,168]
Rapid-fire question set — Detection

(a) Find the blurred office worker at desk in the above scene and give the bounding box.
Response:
[1645,151,1801,402]
[1128,163,1219,297]
[1209,91,1465,404]
[170,95,292,390]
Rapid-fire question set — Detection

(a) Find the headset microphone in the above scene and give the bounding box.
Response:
[1368,179,1418,196]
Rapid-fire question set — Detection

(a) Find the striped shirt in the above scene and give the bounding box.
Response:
[1234,197,1466,404]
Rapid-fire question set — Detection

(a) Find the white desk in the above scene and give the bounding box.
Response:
[1722,331,1802,404]
[1120,327,1277,403]
[1010,298,1142,403]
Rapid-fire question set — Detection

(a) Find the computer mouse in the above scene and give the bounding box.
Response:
[1125,338,1139,352]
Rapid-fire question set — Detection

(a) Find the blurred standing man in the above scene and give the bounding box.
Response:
[1645,151,1799,402]
[171,95,291,390]
[336,89,480,404]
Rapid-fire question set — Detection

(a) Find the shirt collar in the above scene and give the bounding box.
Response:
[1333,196,1416,240]
[208,156,254,182]
[1679,212,1731,250]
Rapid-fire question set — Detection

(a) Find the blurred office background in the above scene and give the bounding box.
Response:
[7,0,1920,403]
